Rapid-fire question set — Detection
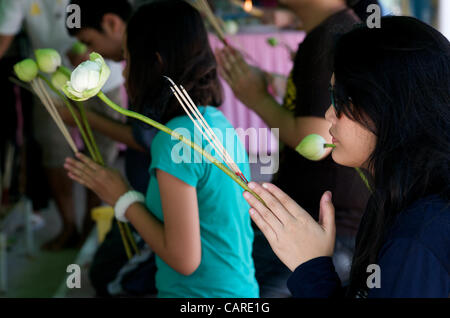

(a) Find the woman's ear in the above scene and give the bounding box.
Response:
[101,13,124,37]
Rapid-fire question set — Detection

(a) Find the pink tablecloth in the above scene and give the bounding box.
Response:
[208,31,305,154]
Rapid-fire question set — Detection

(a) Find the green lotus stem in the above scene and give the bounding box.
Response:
[39,74,139,258]
[75,101,104,165]
[97,91,267,207]
[74,103,140,257]
[355,167,372,193]
[124,222,140,256]
[37,73,97,161]
[117,221,133,259]
[324,143,336,148]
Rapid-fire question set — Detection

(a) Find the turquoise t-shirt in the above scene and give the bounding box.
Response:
[145,106,259,298]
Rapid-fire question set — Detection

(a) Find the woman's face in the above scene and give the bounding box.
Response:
[325,75,377,169]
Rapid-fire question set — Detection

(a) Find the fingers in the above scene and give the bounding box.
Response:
[258,182,308,219]
[243,190,283,236]
[215,46,246,85]
[75,152,100,171]
[224,46,246,77]
[318,191,336,237]
[248,206,278,244]
[247,182,295,226]
[67,170,93,190]
[228,46,249,73]
[216,53,234,86]
[64,156,96,188]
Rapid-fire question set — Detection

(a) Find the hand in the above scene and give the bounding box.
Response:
[243,182,336,271]
[215,45,271,109]
[64,152,130,206]
[57,106,78,126]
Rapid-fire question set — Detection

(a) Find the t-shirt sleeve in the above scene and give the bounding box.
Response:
[287,256,343,298]
[367,238,450,298]
[149,125,204,188]
[0,0,25,35]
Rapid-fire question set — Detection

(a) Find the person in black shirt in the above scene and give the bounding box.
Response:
[217,0,371,296]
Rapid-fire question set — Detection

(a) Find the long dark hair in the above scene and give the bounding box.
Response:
[125,0,222,123]
[332,16,450,297]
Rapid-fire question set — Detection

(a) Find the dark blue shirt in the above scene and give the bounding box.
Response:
[287,195,450,298]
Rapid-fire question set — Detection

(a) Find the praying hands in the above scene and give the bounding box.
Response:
[64,152,130,206]
[216,45,272,109]
[243,182,336,271]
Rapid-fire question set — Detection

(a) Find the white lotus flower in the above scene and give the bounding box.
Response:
[63,52,110,101]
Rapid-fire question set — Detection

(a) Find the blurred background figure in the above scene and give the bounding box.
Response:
[0,0,125,250]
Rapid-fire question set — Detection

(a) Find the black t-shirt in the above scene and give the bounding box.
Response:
[273,9,370,236]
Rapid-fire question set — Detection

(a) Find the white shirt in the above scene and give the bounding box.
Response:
[0,0,124,92]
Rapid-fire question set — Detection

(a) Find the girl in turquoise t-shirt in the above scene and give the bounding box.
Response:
[64,1,258,297]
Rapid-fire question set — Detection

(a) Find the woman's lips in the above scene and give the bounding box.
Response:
[330,130,338,144]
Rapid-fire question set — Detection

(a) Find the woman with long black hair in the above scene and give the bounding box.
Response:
[243,16,450,297]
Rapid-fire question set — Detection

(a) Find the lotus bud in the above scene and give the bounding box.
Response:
[35,48,61,73]
[14,59,38,82]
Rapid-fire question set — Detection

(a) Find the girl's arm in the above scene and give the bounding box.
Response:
[125,169,201,275]
[64,153,201,276]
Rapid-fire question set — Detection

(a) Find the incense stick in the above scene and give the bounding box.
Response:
[192,0,227,43]
[31,79,78,153]
[179,84,247,182]
[166,77,249,184]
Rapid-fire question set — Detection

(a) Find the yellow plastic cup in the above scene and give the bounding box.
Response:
[91,206,114,243]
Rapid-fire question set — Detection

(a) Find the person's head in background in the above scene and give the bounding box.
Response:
[123,0,222,124]
[67,0,133,61]
[325,16,450,296]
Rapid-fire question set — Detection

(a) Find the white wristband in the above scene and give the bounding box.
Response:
[114,190,145,223]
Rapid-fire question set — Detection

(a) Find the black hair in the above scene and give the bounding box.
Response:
[67,0,133,36]
[332,16,450,297]
[125,0,222,124]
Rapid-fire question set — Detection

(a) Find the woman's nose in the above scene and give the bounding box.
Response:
[325,105,336,124]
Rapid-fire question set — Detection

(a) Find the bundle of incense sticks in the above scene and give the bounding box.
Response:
[165,76,249,184]
[191,0,227,44]
[29,77,140,259]
[30,78,78,153]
